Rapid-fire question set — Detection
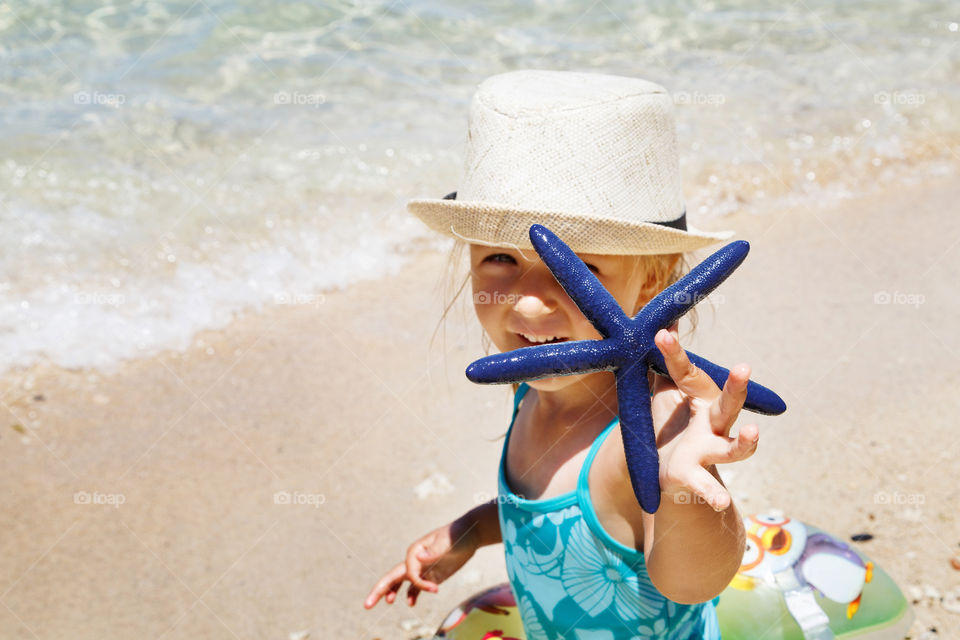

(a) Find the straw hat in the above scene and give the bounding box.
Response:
[408,70,733,255]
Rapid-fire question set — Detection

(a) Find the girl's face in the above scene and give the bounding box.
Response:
[469,244,660,393]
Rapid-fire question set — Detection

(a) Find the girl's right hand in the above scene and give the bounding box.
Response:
[363,522,478,609]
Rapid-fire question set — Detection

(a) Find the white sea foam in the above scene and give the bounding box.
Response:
[0,200,429,372]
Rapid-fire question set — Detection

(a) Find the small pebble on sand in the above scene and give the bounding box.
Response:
[909,584,946,607]
[908,585,923,603]
[413,472,454,500]
[460,569,482,585]
[943,587,960,614]
[898,508,923,522]
[399,618,433,639]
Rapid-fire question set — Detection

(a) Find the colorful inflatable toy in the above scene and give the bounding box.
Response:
[432,513,913,640]
[467,224,786,513]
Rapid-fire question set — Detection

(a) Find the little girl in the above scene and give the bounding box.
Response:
[364,70,759,639]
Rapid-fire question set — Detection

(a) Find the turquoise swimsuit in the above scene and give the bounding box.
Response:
[497,384,721,640]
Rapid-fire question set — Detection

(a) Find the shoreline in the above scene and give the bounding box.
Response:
[4,153,958,381]
[3,176,960,637]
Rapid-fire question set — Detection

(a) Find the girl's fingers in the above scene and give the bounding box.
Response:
[685,465,731,511]
[365,567,402,608]
[407,584,421,606]
[651,370,678,395]
[416,547,435,563]
[416,547,444,586]
[405,545,439,593]
[701,424,760,465]
[708,364,750,436]
[731,424,760,462]
[364,562,406,609]
[650,370,683,412]
[655,329,720,401]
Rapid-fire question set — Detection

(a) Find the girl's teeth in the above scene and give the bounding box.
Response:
[522,333,561,343]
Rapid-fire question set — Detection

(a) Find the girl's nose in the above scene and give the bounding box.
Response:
[514,295,553,318]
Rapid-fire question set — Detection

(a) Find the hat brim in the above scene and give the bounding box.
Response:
[408,198,733,255]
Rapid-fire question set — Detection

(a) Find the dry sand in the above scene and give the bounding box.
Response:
[1,177,959,639]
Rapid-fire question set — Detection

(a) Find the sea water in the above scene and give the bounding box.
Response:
[1,0,957,372]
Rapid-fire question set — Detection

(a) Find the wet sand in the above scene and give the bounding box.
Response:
[2,177,959,639]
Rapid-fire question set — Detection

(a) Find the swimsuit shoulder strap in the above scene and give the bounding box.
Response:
[512,382,531,415]
[577,417,620,489]
[575,417,648,561]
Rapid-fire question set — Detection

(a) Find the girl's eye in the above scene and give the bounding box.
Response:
[481,253,598,273]
[483,253,517,266]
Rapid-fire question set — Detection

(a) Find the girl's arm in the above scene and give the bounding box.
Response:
[364,499,501,609]
[643,466,746,604]
[465,498,504,547]
[609,328,758,604]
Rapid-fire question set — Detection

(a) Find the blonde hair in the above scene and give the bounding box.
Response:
[431,241,699,354]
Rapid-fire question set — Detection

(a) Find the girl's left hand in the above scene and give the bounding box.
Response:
[649,326,759,511]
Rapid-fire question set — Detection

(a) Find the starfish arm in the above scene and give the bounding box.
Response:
[529,224,629,338]
[465,339,621,384]
[615,364,661,513]
[647,349,787,415]
[640,240,750,330]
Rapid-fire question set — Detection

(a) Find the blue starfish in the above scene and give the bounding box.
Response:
[466,224,786,513]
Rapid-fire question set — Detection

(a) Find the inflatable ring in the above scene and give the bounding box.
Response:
[432,513,912,639]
